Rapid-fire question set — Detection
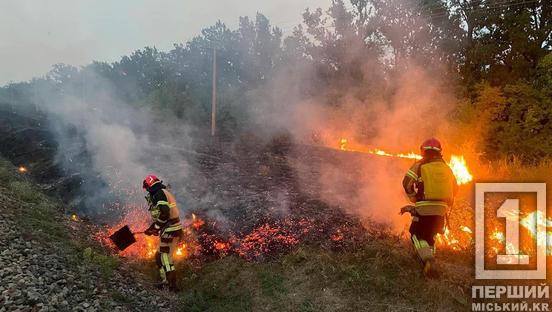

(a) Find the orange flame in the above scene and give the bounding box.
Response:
[435,227,461,250]
[520,212,552,256]
[336,138,473,185]
[175,243,188,257]
[448,155,473,185]
[339,138,348,150]
[97,210,205,260]
[438,212,552,256]
[460,226,472,234]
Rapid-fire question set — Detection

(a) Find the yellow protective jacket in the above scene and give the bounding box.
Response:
[148,188,182,233]
[402,157,458,216]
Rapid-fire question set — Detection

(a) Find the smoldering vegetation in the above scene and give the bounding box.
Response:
[0,0,550,235]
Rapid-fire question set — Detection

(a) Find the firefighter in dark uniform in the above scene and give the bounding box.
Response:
[143,175,183,291]
[401,138,458,276]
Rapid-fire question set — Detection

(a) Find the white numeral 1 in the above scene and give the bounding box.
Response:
[496,199,529,265]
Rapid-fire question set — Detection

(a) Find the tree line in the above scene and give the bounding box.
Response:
[1,0,550,161]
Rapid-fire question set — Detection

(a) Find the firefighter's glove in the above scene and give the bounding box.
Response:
[144,224,159,236]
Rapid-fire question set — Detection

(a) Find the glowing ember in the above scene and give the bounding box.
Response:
[18,166,27,173]
[214,241,230,251]
[331,229,344,241]
[236,223,300,260]
[192,213,205,230]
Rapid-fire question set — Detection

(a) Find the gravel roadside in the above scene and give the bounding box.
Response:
[0,189,182,312]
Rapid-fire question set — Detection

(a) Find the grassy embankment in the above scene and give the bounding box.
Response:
[0,158,118,279]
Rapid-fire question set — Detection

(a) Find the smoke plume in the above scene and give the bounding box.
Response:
[26,1,462,233]
[33,69,194,219]
[243,4,459,231]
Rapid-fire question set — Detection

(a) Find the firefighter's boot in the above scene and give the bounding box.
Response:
[423,258,434,276]
[412,235,439,277]
[421,246,440,278]
[155,266,169,290]
[155,279,169,290]
[166,271,178,292]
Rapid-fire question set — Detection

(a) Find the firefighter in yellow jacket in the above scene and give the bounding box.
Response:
[143,175,183,291]
[401,138,458,276]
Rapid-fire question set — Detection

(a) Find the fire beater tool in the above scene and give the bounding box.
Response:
[109,225,146,251]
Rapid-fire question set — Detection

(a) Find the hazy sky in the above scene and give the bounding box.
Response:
[0,0,330,85]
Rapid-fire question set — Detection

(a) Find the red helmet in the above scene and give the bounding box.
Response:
[420,138,442,154]
[142,175,161,189]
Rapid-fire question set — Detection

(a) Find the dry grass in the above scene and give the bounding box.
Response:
[472,157,552,183]
[176,238,471,312]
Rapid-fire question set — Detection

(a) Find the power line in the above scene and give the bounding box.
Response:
[424,0,542,20]
[277,0,543,34]
[418,0,518,15]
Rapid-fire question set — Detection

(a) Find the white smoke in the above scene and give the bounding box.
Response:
[35,69,194,218]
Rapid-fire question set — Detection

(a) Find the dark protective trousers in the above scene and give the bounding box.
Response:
[409,215,445,262]
[155,229,183,284]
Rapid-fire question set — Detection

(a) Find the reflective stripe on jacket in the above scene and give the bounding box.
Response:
[414,200,448,216]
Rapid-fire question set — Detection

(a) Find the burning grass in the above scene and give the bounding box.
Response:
[96,204,368,263]
[94,208,205,265]
[473,157,552,258]
[92,137,547,272]
[89,137,552,282]
[337,138,473,185]
[332,138,552,261]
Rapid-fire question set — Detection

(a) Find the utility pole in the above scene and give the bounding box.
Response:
[82,70,86,104]
[211,47,217,137]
